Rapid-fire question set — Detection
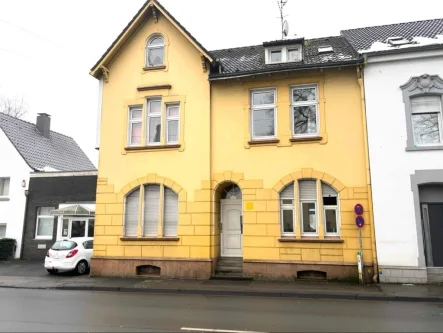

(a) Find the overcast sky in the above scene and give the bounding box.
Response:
[1,0,442,166]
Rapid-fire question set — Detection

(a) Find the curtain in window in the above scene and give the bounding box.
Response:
[163,187,178,237]
[143,185,160,236]
[125,189,140,237]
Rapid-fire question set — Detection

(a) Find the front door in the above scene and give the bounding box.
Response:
[221,200,242,257]
[422,204,443,267]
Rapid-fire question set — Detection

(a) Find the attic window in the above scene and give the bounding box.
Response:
[318,46,333,54]
[265,45,302,64]
[387,36,410,46]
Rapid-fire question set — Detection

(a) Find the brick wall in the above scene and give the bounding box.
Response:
[21,175,97,260]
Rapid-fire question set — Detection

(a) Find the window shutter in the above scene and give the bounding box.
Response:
[143,185,160,236]
[411,96,441,113]
[299,180,317,200]
[163,187,178,237]
[280,183,294,199]
[321,183,337,198]
[125,189,140,237]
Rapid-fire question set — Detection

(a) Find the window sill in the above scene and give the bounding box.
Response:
[143,65,166,71]
[278,237,344,243]
[290,136,322,143]
[120,237,180,242]
[125,144,181,151]
[406,145,443,151]
[0,197,10,202]
[248,139,280,145]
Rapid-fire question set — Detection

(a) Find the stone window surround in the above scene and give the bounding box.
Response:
[410,169,443,268]
[400,74,443,151]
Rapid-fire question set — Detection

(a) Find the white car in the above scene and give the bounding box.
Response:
[45,237,94,275]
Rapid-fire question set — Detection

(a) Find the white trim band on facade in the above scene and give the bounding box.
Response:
[30,171,98,178]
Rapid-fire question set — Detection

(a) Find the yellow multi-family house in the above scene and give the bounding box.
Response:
[90,0,377,282]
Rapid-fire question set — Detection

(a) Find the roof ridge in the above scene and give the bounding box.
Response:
[210,44,262,53]
[342,18,443,32]
[0,112,74,140]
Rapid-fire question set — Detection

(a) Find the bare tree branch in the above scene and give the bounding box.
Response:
[0,97,28,119]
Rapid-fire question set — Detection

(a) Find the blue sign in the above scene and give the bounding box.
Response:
[356,215,365,228]
[354,203,364,216]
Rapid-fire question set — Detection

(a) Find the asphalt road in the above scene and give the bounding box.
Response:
[0,288,442,332]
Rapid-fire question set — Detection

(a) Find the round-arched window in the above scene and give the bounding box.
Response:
[146,36,165,67]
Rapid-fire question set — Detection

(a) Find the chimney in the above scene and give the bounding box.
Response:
[36,113,51,139]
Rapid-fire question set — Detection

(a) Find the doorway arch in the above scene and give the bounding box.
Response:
[214,182,243,258]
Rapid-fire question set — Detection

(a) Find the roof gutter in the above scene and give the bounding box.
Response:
[362,43,443,58]
[209,59,363,81]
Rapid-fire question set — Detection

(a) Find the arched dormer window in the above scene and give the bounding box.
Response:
[146,35,165,67]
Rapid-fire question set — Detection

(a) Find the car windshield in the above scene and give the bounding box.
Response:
[51,240,77,251]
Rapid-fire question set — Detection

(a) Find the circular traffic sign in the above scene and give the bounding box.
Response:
[354,203,364,216]
[356,215,365,228]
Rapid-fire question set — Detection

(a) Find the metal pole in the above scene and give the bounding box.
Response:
[358,228,365,284]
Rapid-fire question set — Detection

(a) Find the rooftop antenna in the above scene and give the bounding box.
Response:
[277,0,289,39]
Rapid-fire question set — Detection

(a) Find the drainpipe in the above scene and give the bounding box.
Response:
[357,65,379,283]
[19,189,30,259]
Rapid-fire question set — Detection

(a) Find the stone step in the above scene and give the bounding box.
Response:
[216,266,243,273]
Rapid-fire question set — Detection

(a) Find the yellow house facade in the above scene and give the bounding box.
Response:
[90,0,378,282]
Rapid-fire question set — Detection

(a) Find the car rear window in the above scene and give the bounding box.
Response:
[51,240,77,251]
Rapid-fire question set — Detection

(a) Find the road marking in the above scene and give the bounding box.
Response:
[181,328,268,333]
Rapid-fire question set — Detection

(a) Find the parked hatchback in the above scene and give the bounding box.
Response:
[44,237,93,275]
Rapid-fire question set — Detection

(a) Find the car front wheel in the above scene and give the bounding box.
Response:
[75,261,88,275]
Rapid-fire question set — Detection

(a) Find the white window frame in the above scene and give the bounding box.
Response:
[300,200,318,236]
[291,84,319,138]
[411,96,443,147]
[0,224,6,238]
[146,98,162,145]
[166,104,180,144]
[287,46,302,62]
[250,88,277,140]
[35,207,55,240]
[128,106,143,146]
[280,198,295,236]
[0,177,10,198]
[265,45,302,64]
[268,47,283,64]
[146,35,165,67]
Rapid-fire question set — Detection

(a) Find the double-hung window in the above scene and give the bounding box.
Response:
[147,99,162,144]
[322,182,339,235]
[0,177,10,198]
[280,183,295,235]
[166,104,180,144]
[411,96,443,146]
[128,107,142,146]
[299,180,317,235]
[251,89,277,139]
[292,85,319,137]
[35,207,55,239]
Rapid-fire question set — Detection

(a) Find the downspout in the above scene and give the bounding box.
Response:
[357,64,379,283]
[19,189,30,259]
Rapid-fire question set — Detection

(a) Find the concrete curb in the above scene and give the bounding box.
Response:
[1,285,442,303]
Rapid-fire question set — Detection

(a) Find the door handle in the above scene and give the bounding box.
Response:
[240,216,243,234]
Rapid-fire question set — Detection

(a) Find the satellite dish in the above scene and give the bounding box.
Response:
[283,20,289,37]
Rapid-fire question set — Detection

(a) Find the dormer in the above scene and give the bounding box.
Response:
[263,38,304,64]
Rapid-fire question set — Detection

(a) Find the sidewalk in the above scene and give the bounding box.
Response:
[0,272,442,302]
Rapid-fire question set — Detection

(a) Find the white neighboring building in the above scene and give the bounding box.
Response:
[342,19,443,283]
[0,124,31,257]
[0,112,96,258]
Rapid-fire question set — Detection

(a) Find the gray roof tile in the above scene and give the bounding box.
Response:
[341,18,443,51]
[209,36,360,79]
[0,113,96,172]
